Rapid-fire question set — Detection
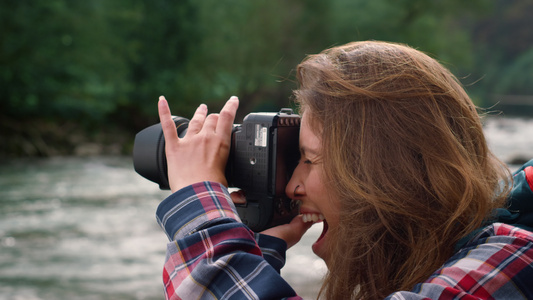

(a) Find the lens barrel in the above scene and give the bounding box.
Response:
[133,116,189,190]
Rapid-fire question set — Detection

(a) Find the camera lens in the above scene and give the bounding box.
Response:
[133,116,189,189]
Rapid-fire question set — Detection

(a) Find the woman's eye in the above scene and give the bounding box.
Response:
[303,159,312,165]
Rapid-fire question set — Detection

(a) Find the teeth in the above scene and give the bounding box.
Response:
[302,213,325,223]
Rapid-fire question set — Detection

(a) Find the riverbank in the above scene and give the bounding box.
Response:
[0,117,135,159]
[2,115,532,166]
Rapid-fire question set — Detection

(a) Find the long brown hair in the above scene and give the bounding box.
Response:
[294,41,510,299]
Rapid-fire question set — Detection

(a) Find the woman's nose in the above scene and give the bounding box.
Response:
[286,166,302,199]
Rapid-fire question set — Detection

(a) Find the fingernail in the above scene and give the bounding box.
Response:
[158,97,167,108]
[230,96,239,101]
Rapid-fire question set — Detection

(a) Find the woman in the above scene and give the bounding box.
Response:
[156,41,533,299]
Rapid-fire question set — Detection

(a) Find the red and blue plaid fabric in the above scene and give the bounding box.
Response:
[157,182,533,300]
[156,182,300,300]
[387,223,533,299]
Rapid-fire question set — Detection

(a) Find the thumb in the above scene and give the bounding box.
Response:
[230,190,247,205]
[261,215,313,249]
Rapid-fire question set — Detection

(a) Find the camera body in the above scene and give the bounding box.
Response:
[133,108,301,231]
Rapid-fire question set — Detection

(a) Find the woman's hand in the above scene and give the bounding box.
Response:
[261,215,313,249]
[229,192,311,248]
[158,95,239,193]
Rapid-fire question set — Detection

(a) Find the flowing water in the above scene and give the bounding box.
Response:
[1,116,533,300]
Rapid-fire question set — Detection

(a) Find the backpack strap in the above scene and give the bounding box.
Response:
[497,159,533,232]
[455,159,533,252]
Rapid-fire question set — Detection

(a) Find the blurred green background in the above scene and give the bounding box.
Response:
[2,0,532,158]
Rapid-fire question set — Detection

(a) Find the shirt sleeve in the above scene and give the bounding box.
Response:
[385,223,533,300]
[156,181,303,300]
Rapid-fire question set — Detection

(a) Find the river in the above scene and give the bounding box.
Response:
[1,116,532,300]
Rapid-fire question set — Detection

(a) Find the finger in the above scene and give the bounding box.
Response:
[261,215,313,249]
[158,96,179,148]
[230,190,247,204]
[186,103,208,135]
[203,113,219,133]
[216,96,239,134]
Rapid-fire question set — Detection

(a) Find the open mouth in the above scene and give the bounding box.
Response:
[301,213,328,247]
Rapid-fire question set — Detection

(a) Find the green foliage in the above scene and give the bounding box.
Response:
[1,1,131,122]
[465,0,533,105]
[495,48,533,95]
[1,0,531,156]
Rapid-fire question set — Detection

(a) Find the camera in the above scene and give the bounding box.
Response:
[133,108,301,231]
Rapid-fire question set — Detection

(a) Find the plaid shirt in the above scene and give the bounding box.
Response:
[156,182,300,300]
[387,224,533,300]
[156,182,533,300]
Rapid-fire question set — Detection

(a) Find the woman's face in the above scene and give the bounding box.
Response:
[286,112,340,262]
